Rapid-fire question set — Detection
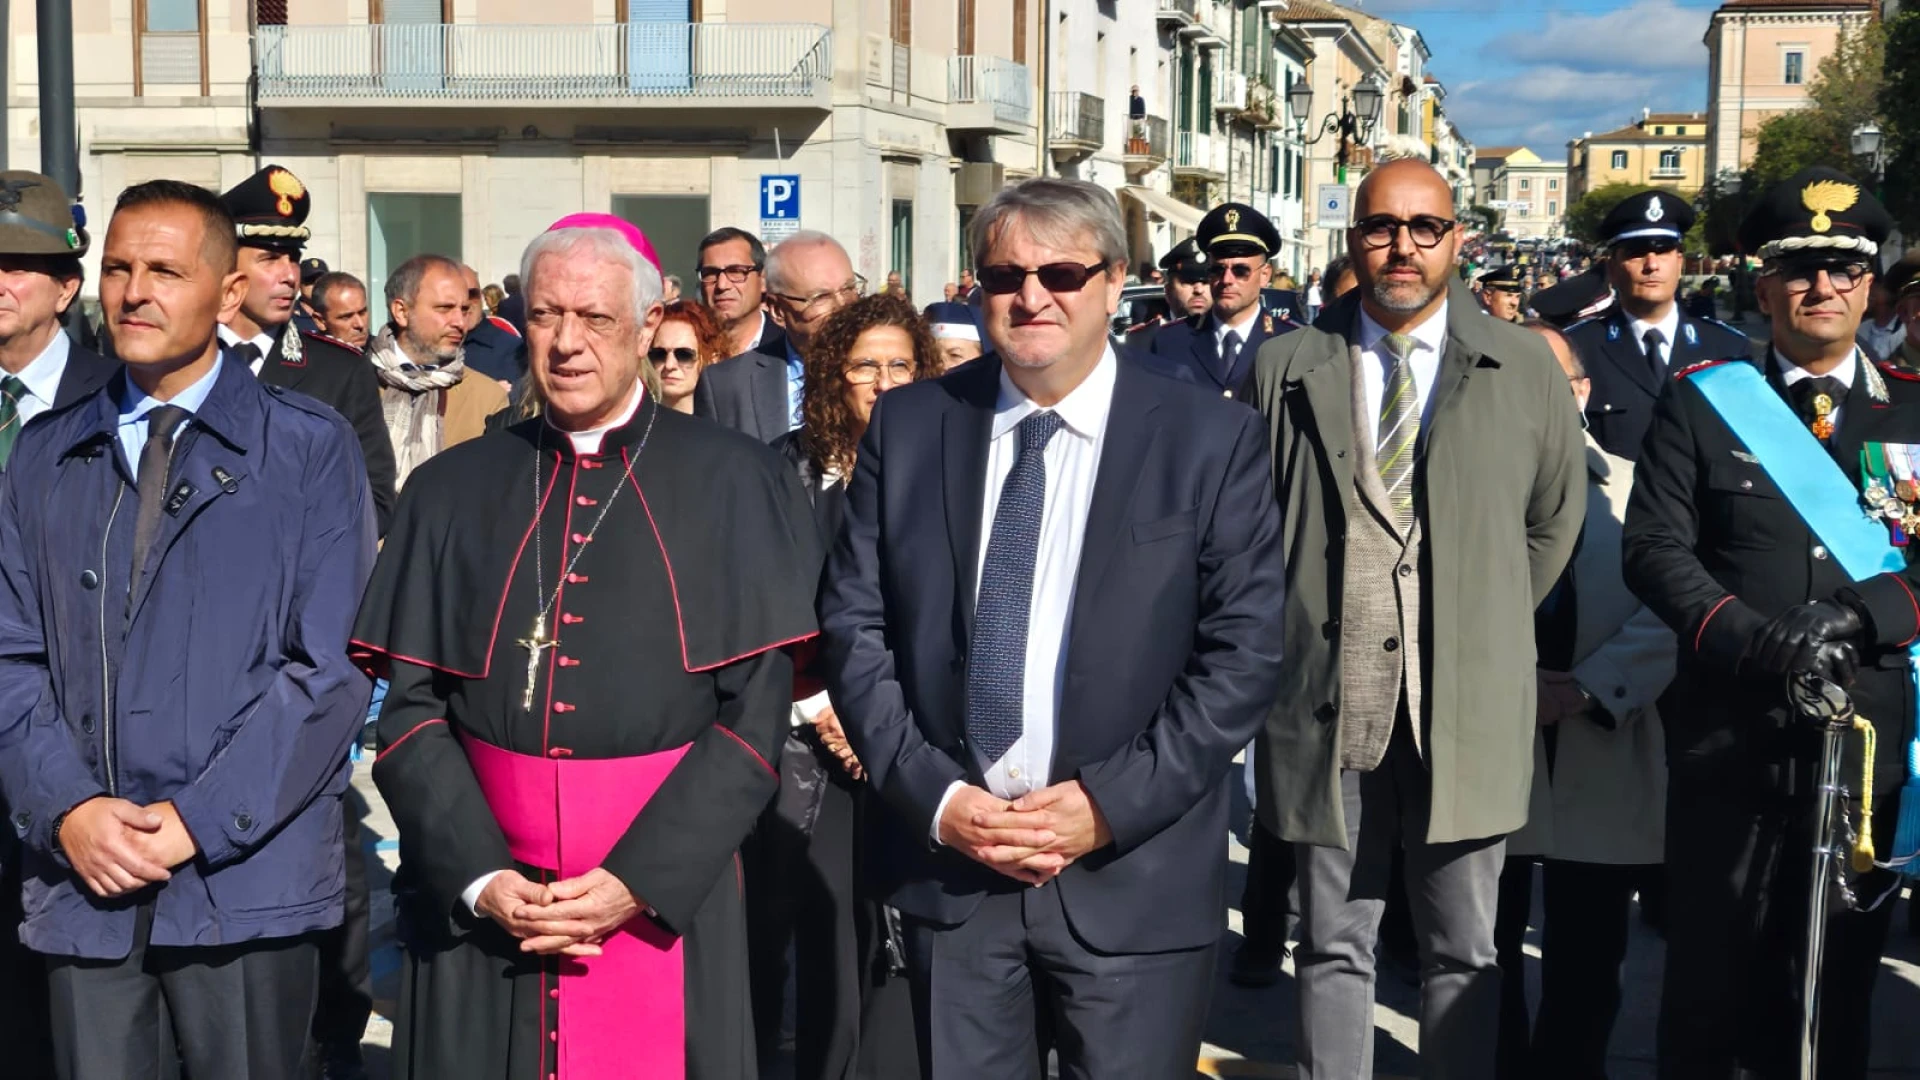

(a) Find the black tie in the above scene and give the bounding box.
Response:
[232,342,263,370]
[1642,328,1667,380]
[1788,377,1845,442]
[131,405,191,593]
[1220,332,1243,383]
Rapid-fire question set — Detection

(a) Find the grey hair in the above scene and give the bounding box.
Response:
[519,226,664,323]
[764,230,848,297]
[384,254,464,307]
[967,178,1127,271]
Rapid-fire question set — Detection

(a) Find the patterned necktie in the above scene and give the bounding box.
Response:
[0,375,27,467]
[1377,332,1420,531]
[131,405,191,594]
[1642,328,1667,380]
[966,410,1066,763]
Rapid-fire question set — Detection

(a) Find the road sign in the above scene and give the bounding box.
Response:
[760,175,800,220]
[1316,184,1350,229]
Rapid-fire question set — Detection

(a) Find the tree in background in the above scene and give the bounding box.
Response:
[1564,182,1668,246]
[1881,12,1920,230]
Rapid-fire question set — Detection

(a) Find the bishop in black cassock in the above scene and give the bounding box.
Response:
[351,215,820,1080]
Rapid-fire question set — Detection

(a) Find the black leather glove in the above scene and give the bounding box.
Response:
[1812,641,1859,688]
[1748,600,1864,677]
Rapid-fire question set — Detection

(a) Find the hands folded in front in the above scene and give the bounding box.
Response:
[938,781,1113,887]
[58,796,197,899]
[475,867,642,957]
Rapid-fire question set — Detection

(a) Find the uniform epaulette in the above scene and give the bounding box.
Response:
[1563,315,1600,333]
[300,328,363,355]
[1674,358,1736,379]
[1876,360,1920,383]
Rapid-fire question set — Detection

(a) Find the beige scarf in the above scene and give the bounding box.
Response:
[367,326,466,489]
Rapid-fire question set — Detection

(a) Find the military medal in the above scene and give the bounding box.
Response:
[1893,443,1920,502]
[1862,443,1913,545]
[1812,393,1836,441]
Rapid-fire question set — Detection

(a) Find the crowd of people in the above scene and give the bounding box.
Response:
[0,149,1914,1080]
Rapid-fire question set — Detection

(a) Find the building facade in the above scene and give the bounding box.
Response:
[1702,0,1876,180]
[1566,110,1709,203]
[1473,146,1566,241]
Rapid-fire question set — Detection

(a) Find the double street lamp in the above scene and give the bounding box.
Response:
[1287,80,1384,185]
[1851,122,1884,192]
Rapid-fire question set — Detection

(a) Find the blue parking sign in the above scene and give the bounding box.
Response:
[760,175,800,221]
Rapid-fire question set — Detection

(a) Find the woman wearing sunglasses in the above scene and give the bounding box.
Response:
[748,291,934,1080]
[648,299,729,414]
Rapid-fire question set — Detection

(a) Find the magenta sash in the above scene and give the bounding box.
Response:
[462,735,692,1080]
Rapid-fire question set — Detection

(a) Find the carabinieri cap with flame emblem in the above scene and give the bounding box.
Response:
[1195,201,1280,260]
[219,164,312,255]
[1737,165,1892,261]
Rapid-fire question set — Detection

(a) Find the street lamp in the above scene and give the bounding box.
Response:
[1288,79,1386,185]
[1852,122,1885,196]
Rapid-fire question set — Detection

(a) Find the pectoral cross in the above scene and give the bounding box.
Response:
[517,613,559,711]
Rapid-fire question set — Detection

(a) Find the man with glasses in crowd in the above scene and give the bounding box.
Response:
[695,226,779,359]
[1624,166,1914,1080]
[1568,190,1752,461]
[699,230,862,445]
[1241,157,1585,1080]
[1145,201,1297,396]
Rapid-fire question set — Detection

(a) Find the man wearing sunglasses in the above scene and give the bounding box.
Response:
[1567,189,1753,460]
[1144,201,1297,396]
[1624,167,1917,1080]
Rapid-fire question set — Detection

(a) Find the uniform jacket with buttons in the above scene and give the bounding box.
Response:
[1143,309,1299,397]
[1567,305,1752,462]
[1241,284,1587,848]
[0,357,376,959]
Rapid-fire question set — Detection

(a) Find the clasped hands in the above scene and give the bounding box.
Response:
[1749,599,1863,686]
[475,867,642,958]
[58,796,197,899]
[938,780,1113,886]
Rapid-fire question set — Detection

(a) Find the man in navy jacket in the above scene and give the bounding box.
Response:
[0,180,375,1078]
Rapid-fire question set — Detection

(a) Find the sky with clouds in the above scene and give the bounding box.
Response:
[1348,0,1725,157]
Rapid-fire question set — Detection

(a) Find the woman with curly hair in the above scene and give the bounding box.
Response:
[748,291,935,1080]
[651,299,729,413]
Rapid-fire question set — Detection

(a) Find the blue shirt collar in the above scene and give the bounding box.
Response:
[117,353,226,425]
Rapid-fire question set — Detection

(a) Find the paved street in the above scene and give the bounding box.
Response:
[348,746,1920,1079]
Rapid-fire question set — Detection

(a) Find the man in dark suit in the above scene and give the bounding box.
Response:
[215,165,396,536]
[1567,189,1752,461]
[819,178,1286,1077]
[1145,201,1298,397]
[1119,237,1211,352]
[0,167,117,1080]
[697,230,858,444]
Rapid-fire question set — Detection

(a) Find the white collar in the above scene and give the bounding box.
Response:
[1627,305,1682,351]
[1357,299,1450,358]
[4,327,70,406]
[1212,306,1260,345]
[550,382,647,455]
[1775,348,1858,389]
[216,323,277,359]
[990,344,1117,442]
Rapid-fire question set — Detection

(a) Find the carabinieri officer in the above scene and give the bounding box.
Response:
[1568,189,1751,460]
[1144,201,1297,396]
[1622,166,1914,1080]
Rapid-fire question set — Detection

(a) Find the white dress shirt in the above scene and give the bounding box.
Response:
[1356,300,1449,445]
[216,324,275,375]
[1777,347,1858,430]
[1211,307,1259,356]
[5,328,72,426]
[1628,305,1682,367]
[930,345,1118,842]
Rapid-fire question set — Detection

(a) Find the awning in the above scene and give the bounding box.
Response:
[1120,185,1205,233]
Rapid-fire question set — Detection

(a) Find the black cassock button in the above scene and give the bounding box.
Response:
[79,570,99,590]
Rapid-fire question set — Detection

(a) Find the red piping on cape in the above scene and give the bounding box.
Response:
[350,448,565,681]
[1695,595,1735,654]
[1890,574,1920,648]
[621,446,819,675]
[375,718,447,763]
[713,723,776,777]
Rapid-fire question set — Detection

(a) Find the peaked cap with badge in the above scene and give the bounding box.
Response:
[1478,264,1526,293]
[1601,189,1694,247]
[1196,202,1280,260]
[220,165,311,255]
[0,169,87,258]
[1158,236,1209,280]
[1738,165,1891,261]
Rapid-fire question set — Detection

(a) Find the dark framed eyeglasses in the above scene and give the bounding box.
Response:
[647,346,700,366]
[1762,260,1871,295]
[1612,237,1682,260]
[1351,214,1456,251]
[1207,261,1264,282]
[976,261,1110,295]
[696,263,762,284]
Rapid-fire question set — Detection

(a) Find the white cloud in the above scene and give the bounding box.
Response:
[1445,63,1702,151]
[1484,0,1709,74]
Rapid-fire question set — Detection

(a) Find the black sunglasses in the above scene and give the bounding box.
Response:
[647,347,700,365]
[1207,262,1263,282]
[976,261,1109,295]
[1351,214,1456,250]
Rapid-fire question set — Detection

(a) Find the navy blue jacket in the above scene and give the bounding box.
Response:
[1566,305,1753,461]
[818,353,1286,954]
[0,357,375,959]
[1143,309,1300,397]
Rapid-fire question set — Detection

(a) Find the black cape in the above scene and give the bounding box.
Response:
[354,395,821,1080]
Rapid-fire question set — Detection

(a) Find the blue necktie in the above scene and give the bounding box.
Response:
[966,410,1066,763]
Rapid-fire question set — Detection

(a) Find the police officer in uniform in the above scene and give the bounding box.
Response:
[1478,264,1527,322]
[1624,167,1913,1080]
[1121,237,1211,351]
[217,166,396,535]
[1145,201,1298,395]
[1569,189,1752,461]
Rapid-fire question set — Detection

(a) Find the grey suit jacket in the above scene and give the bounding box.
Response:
[1242,283,1587,847]
[694,326,792,445]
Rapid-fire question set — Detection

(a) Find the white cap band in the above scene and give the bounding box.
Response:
[931,322,979,342]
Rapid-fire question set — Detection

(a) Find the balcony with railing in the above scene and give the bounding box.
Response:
[1172,129,1222,180]
[1048,91,1106,161]
[254,22,833,108]
[1650,166,1688,180]
[949,55,1033,134]
[1123,115,1169,174]
[1155,0,1197,27]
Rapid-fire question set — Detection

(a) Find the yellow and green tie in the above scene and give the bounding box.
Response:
[1377,333,1419,531]
[0,375,27,467]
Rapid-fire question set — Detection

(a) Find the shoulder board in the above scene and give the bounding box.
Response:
[300,328,363,355]
[1876,361,1920,383]
[1563,315,1602,334]
[1673,358,1736,379]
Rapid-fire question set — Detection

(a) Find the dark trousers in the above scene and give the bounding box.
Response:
[45,905,321,1080]
[903,881,1216,1080]
[1658,775,1899,1080]
[744,773,861,1080]
[1530,859,1645,1079]
[1240,819,1298,957]
[311,789,372,1052]
[1494,856,1534,1080]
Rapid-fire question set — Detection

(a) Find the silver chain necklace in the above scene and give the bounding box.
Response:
[515,399,657,711]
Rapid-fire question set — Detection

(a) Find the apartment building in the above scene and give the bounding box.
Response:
[1566,109,1709,203]
[1474,146,1566,240]
[1703,0,1876,180]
